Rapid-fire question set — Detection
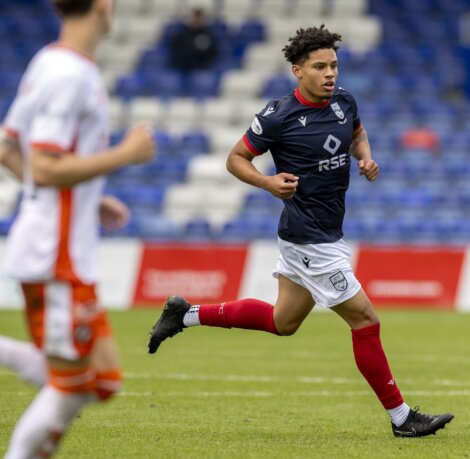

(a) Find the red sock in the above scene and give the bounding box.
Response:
[352,323,404,409]
[198,299,279,335]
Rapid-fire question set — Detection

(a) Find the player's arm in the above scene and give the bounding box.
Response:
[349,124,379,182]
[32,123,155,187]
[227,138,298,199]
[0,130,23,180]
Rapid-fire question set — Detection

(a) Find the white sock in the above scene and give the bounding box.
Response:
[0,336,46,386]
[5,385,92,459]
[183,305,201,327]
[388,402,411,427]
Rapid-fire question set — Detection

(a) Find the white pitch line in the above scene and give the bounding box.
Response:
[7,389,470,398]
[119,389,470,398]
[124,372,470,388]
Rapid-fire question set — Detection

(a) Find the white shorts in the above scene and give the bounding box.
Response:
[273,238,362,309]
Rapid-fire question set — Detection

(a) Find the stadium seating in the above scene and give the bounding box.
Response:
[1,0,470,243]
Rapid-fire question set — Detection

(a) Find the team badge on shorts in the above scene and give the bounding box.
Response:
[75,324,92,344]
[329,271,348,291]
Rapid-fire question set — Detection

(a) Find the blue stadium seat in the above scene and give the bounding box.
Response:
[142,70,185,98]
[154,130,176,156]
[220,218,257,242]
[108,185,166,211]
[187,71,220,98]
[236,19,266,44]
[129,212,182,240]
[138,47,169,72]
[178,130,211,155]
[243,191,283,216]
[182,218,214,241]
[144,157,189,184]
[0,217,14,237]
[114,73,147,99]
[261,75,296,99]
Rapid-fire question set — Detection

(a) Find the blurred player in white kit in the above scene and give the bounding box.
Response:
[0,0,155,456]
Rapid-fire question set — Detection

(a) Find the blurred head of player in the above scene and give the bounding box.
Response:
[51,0,114,35]
[283,25,342,104]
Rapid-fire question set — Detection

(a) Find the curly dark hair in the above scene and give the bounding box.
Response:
[51,0,95,17]
[282,25,342,65]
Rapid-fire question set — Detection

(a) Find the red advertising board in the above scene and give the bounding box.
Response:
[355,246,465,309]
[133,244,248,307]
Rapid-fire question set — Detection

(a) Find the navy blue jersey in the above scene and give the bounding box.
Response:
[244,87,361,244]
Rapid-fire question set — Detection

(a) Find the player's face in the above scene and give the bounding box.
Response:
[292,48,338,103]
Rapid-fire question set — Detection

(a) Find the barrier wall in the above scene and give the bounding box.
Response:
[1,239,469,311]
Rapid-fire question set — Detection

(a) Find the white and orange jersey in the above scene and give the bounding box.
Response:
[2,44,109,284]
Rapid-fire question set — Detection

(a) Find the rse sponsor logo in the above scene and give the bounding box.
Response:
[318,153,348,171]
[251,116,263,135]
[329,271,348,291]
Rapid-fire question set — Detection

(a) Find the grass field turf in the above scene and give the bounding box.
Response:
[0,309,469,458]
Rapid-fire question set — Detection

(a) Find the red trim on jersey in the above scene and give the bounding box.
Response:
[53,135,81,284]
[294,87,330,108]
[54,188,81,284]
[243,134,263,156]
[30,142,72,154]
[48,43,96,64]
[3,126,19,139]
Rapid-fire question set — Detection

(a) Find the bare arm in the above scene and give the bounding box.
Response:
[32,123,155,187]
[349,125,379,181]
[226,138,298,199]
[0,131,23,180]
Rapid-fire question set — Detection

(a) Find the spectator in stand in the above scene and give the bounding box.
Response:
[169,8,218,73]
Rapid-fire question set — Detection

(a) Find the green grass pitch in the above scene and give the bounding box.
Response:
[0,309,469,458]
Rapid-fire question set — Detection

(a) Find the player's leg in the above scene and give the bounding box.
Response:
[272,274,315,335]
[332,289,405,412]
[0,284,49,387]
[5,281,122,458]
[147,247,315,353]
[148,295,280,354]
[5,355,95,458]
[147,273,315,353]
[91,336,123,402]
[0,335,46,386]
[332,288,453,436]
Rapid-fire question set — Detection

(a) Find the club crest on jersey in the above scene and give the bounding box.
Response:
[329,271,348,291]
[331,102,345,120]
[251,116,263,135]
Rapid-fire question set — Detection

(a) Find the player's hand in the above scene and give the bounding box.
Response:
[264,172,299,199]
[99,195,130,231]
[358,159,379,181]
[120,122,156,164]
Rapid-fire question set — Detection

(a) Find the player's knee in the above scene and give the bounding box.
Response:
[95,368,123,401]
[276,321,301,336]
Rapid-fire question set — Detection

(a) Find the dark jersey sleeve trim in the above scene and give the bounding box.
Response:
[353,121,362,131]
[243,134,263,156]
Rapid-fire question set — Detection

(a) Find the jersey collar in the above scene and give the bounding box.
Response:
[294,87,330,108]
[48,43,96,64]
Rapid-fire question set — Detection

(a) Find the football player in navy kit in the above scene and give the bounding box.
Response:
[147,25,453,437]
